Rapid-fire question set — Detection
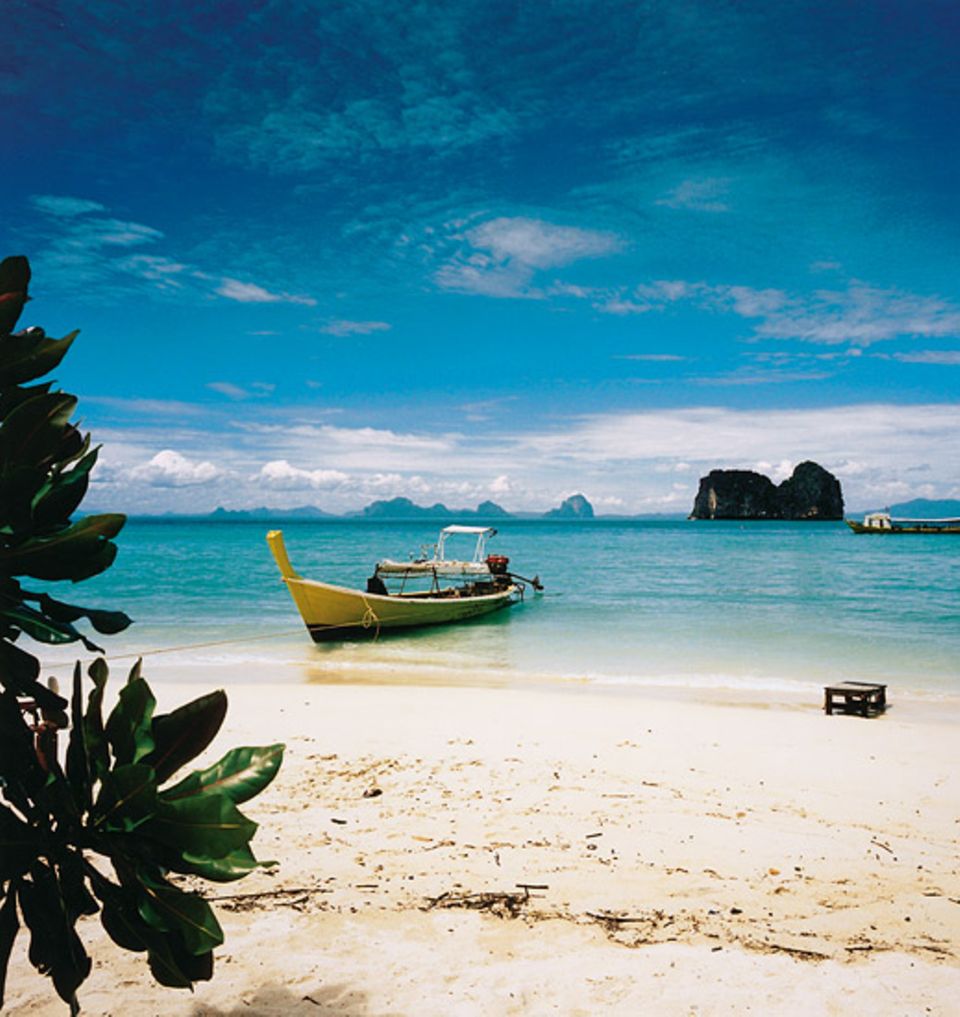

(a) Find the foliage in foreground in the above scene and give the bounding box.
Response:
[0,255,284,1013]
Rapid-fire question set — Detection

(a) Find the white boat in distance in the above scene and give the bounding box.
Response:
[267,526,541,642]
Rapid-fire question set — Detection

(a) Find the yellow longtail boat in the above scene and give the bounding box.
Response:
[267,526,540,642]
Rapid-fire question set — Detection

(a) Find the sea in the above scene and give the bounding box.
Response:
[37,518,960,701]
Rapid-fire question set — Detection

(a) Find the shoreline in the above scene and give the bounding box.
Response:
[38,639,960,727]
[6,676,959,1014]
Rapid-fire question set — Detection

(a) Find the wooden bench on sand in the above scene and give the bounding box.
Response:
[823,681,887,717]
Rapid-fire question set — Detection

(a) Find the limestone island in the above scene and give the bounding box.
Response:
[689,461,843,520]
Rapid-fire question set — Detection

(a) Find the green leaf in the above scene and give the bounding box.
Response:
[0,512,125,582]
[105,676,156,765]
[18,861,91,1010]
[0,889,20,1009]
[28,589,131,636]
[65,663,91,812]
[0,391,77,466]
[57,848,98,922]
[31,445,97,529]
[89,866,213,988]
[91,763,157,833]
[0,639,66,710]
[176,844,267,883]
[0,600,83,645]
[144,792,257,858]
[0,329,76,387]
[0,379,51,421]
[0,801,41,881]
[0,255,30,336]
[147,934,214,988]
[143,690,227,785]
[162,743,285,805]
[84,658,109,783]
[137,872,224,956]
[0,690,46,810]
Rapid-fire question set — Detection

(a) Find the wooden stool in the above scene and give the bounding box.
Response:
[824,682,887,717]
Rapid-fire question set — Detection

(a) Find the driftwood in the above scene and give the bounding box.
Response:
[423,883,549,918]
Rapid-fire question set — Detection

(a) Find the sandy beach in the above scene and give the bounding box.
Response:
[5,677,960,1016]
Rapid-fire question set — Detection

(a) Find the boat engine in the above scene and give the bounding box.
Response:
[485,554,510,575]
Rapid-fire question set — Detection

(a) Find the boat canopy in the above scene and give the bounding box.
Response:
[437,525,497,563]
[891,517,960,524]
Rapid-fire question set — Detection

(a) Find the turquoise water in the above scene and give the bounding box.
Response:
[36,519,960,696]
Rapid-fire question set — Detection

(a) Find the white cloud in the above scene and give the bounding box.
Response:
[617,354,685,362]
[216,278,317,305]
[85,396,210,417]
[656,177,730,212]
[129,450,223,487]
[751,284,960,346]
[207,381,251,400]
[319,320,391,336]
[891,350,960,365]
[465,217,621,270]
[254,460,349,490]
[437,216,622,297]
[598,278,960,349]
[83,396,960,515]
[30,194,107,217]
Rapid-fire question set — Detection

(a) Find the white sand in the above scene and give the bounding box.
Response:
[5,679,960,1015]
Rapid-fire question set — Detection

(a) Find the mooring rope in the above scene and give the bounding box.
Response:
[40,627,307,669]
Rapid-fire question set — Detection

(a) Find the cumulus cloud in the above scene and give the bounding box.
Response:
[254,460,349,490]
[130,450,223,487]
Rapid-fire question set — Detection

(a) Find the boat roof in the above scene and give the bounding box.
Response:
[440,525,497,535]
[892,517,960,524]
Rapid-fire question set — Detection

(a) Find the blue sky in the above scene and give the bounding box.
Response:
[4,0,959,513]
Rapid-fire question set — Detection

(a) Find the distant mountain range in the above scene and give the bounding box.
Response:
[161,493,601,522]
[884,498,960,518]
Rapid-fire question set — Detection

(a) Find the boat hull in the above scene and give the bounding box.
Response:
[846,520,960,534]
[283,575,518,641]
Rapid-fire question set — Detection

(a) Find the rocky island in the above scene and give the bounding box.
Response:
[689,461,843,520]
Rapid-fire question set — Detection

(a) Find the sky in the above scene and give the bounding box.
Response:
[3,0,959,514]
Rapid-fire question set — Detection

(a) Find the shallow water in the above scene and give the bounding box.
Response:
[33,518,960,697]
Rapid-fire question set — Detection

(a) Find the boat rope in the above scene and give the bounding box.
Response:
[359,594,382,639]
[39,627,308,671]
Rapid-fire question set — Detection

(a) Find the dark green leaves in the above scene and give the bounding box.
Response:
[0,254,30,336]
[163,743,285,805]
[144,690,227,784]
[0,890,19,1008]
[19,862,91,1014]
[0,330,76,387]
[0,513,125,582]
[0,801,42,881]
[5,658,283,1006]
[92,764,158,833]
[145,793,257,858]
[105,675,156,766]
[0,256,284,1012]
